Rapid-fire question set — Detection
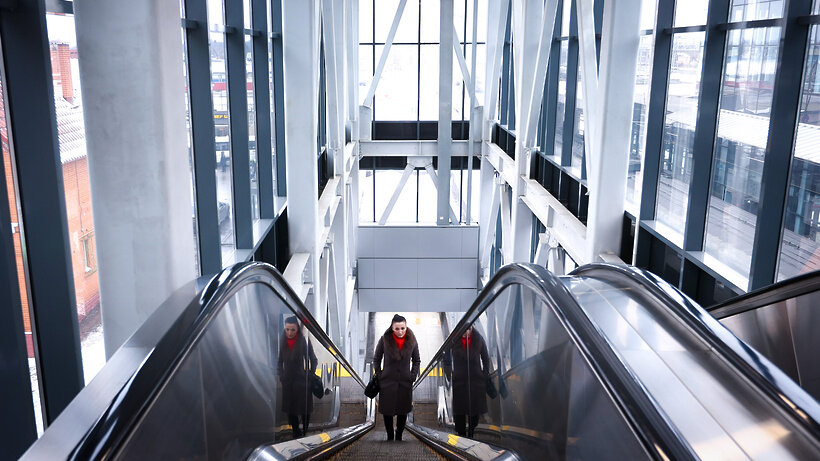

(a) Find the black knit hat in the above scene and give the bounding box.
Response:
[391,314,406,324]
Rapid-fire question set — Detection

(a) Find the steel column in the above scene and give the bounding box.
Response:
[560,1,578,167]
[749,0,813,289]
[272,0,288,196]
[0,0,83,423]
[253,0,275,219]
[682,1,730,252]
[438,0,454,225]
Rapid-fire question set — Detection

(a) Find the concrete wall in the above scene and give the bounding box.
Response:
[357,225,479,312]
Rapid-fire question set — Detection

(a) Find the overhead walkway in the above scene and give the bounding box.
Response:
[20,262,820,460]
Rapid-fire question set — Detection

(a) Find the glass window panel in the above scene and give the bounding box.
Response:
[571,67,584,176]
[0,49,43,436]
[246,35,259,221]
[210,31,235,255]
[381,169,418,224]
[729,0,784,22]
[374,45,419,120]
[554,40,568,157]
[420,45,440,120]
[207,0,224,27]
[626,31,656,211]
[778,25,820,280]
[359,45,374,106]
[561,0,571,36]
[674,0,708,27]
[418,166,439,223]
[359,167,375,222]
[655,32,705,236]
[359,0,373,43]
[640,0,658,31]
[375,0,419,43]
[454,53,466,120]
[45,12,105,387]
[704,27,781,279]
[460,44,486,118]
[243,0,251,29]
[420,0,441,43]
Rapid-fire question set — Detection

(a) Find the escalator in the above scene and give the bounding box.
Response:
[21,262,820,460]
[707,271,820,402]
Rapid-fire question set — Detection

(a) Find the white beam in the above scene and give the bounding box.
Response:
[362,0,408,107]
[424,163,459,224]
[585,0,642,262]
[452,25,476,101]
[575,0,600,182]
[438,0,455,226]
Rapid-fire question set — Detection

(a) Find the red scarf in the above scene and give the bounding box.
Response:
[461,335,472,349]
[393,332,406,350]
[286,337,298,350]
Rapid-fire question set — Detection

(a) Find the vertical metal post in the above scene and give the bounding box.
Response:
[272,0,288,196]
[0,0,83,423]
[0,90,37,455]
[438,0,454,225]
[561,0,578,167]
[638,0,674,222]
[225,0,253,249]
[542,0,562,155]
[750,0,813,288]
[253,0,274,219]
[681,1,730,252]
[185,0,221,274]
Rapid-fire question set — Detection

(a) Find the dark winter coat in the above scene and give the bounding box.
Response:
[278,333,318,415]
[374,327,421,416]
[446,330,490,416]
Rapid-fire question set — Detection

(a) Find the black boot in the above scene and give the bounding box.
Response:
[396,415,407,441]
[384,415,394,441]
[288,415,302,439]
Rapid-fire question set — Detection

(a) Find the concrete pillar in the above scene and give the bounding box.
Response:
[74,0,197,357]
[282,0,322,318]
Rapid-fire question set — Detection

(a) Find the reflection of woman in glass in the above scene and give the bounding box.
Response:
[374,314,420,441]
[448,326,490,438]
[278,316,317,439]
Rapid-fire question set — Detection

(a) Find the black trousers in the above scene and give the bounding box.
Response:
[288,414,310,438]
[454,415,479,438]
[383,414,407,440]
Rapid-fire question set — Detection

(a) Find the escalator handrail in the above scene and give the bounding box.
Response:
[571,263,820,441]
[413,263,697,461]
[707,269,820,319]
[50,262,363,461]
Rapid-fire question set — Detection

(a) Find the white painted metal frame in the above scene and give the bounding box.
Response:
[361,0,408,108]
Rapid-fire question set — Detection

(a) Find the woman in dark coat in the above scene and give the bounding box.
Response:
[447,325,490,438]
[278,316,318,438]
[374,314,421,441]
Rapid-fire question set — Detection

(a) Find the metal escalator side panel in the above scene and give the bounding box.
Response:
[570,263,820,456]
[413,263,697,461]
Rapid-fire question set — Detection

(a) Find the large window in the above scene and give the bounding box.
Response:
[655,31,705,241]
[778,23,820,280]
[704,8,783,279]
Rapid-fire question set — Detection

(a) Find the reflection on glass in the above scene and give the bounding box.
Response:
[553,41,568,156]
[655,32,704,237]
[674,0,708,27]
[705,27,780,279]
[278,316,317,438]
[779,25,820,280]
[443,325,491,438]
[45,12,105,387]
[627,33,656,211]
[417,284,648,459]
[114,282,365,457]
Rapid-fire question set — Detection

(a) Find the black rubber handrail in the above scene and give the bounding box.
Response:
[56,262,365,461]
[414,263,697,461]
[571,263,820,444]
[707,269,820,319]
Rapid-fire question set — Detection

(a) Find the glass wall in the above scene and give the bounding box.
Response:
[44,11,105,387]
[778,23,820,280]
[704,6,783,279]
[655,31,705,241]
